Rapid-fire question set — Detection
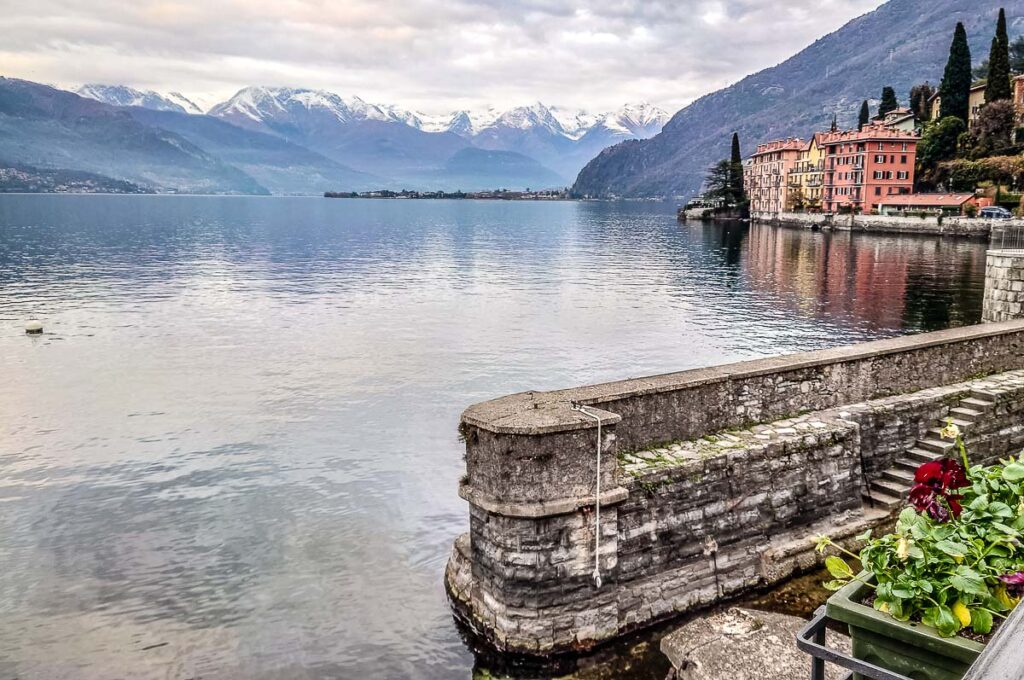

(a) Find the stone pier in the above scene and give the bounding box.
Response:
[983,249,1024,322]
[445,320,1024,657]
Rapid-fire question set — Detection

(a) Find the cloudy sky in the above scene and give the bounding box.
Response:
[4,0,884,114]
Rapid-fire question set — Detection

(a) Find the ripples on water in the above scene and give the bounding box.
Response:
[0,196,986,679]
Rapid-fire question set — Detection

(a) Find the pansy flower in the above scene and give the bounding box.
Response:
[909,458,967,522]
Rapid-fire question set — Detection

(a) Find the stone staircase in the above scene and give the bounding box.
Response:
[864,389,997,510]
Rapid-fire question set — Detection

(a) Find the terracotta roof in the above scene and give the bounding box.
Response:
[877,193,975,207]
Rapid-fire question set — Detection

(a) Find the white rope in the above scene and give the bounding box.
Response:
[573,403,603,589]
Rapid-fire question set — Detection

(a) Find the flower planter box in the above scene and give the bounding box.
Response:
[826,574,985,680]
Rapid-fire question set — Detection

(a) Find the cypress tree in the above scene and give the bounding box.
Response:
[858,100,870,130]
[986,8,1012,102]
[729,132,744,203]
[939,22,973,124]
[878,87,899,116]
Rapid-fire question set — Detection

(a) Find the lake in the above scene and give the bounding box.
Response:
[0,195,987,679]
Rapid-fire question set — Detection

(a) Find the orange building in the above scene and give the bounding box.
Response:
[745,138,804,214]
[819,124,918,213]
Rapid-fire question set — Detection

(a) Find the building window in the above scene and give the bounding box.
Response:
[878,143,884,151]
[875,187,881,195]
[900,155,907,164]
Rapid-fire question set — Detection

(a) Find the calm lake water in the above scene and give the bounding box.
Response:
[0,196,987,679]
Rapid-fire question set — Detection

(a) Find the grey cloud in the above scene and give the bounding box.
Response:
[2,0,883,112]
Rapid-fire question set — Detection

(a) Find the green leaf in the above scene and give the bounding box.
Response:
[951,566,988,595]
[989,502,1014,518]
[916,580,934,594]
[970,495,990,512]
[825,556,853,580]
[899,507,920,528]
[856,529,873,542]
[932,605,962,637]
[822,579,846,591]
[970,607,993,635]
[935,540,970,559]
[991,521,1019,537]
[1002,462,1024,482]
[907,545,925,560]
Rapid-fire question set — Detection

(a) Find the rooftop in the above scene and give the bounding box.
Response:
[877,193,975,207]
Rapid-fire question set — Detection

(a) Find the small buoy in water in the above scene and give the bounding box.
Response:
[25,320,43,334]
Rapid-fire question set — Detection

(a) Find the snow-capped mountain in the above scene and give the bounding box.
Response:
[596,102,669,138]
[76,84,203,114]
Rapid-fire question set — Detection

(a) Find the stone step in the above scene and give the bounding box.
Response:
[949,406,984,421]
[919,438,955,454]
[871,477,909,498]
[946,417,976,430]
[962,396,996,411]
[946,405,978,421]
[906,447,943,463]
[862,488,904,511]
[882,467,916,485]
[894,456,924,474]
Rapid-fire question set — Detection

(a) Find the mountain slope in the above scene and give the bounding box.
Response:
[0,78,266,194]
[572,0,1009,198]
[420,147,566,190]
[77,84,203,114]
[126,107,377,194]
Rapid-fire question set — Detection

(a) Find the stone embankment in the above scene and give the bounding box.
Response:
[750,211,1007,238]
[445,319,1024,656]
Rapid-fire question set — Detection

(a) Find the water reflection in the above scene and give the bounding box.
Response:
[0,196,987,679]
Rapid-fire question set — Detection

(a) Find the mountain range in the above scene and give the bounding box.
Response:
[572,0,1016,199]
[0,82,667,194]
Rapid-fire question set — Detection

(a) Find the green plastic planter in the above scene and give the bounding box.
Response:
[826,574,985,680]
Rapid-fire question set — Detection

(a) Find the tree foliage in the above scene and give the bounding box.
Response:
[986,9,1012,103]
[964,100,1018,157]
[858,100,870,130]
[918,117,968,183]
[911,86,934,121]
[938,154,1024,191]
[729,132,745,202]
[939,22,973,124]
[879,86,899,116]
[910,83,936,121]
[704,159,734,202]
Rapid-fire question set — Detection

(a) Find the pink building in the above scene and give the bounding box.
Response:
[745,138,804,215]
[818,124,918,213]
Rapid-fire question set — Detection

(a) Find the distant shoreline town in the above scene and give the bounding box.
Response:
[324,188,571,200]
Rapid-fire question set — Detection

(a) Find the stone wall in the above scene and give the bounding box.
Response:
[447,321,1024,656]
[983,250,1024,322]
[750,211,1000,238]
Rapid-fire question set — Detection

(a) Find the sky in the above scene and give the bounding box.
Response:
[2,0,886,114]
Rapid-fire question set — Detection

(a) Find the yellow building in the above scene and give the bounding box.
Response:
[929,82,988,127]
[786,134,825,211]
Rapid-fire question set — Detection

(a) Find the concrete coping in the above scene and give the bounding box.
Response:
[461,319,1024,435]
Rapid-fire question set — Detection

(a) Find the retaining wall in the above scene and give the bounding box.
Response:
[751,211,1001,238]
[446,320,1024,656]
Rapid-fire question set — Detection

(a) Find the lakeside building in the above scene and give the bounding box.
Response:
[930,82,987,127]
[745,138,804,214]
[787,134,825,211]
[876,192,991,215]
[819,123,918,213]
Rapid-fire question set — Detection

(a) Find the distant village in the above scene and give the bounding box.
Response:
[325,188,570,200]
[695,9,1024,220]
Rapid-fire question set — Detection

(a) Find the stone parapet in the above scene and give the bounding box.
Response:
[448,321,1024,656]
[983,250,1024,322]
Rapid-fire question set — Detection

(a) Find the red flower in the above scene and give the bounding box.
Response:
[999,572,1024,598]
[908,458,967,522]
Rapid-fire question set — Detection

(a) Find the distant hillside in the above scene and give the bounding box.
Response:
[424,147,566,190]
[0,78,267,194]
[0,162,151,193]
[572,0,1014,199]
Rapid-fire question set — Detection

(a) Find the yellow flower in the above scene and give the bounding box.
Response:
[996,586,1020,609]
[939,419,961,441]
[953,601,972,627]
[897,536,911,561]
